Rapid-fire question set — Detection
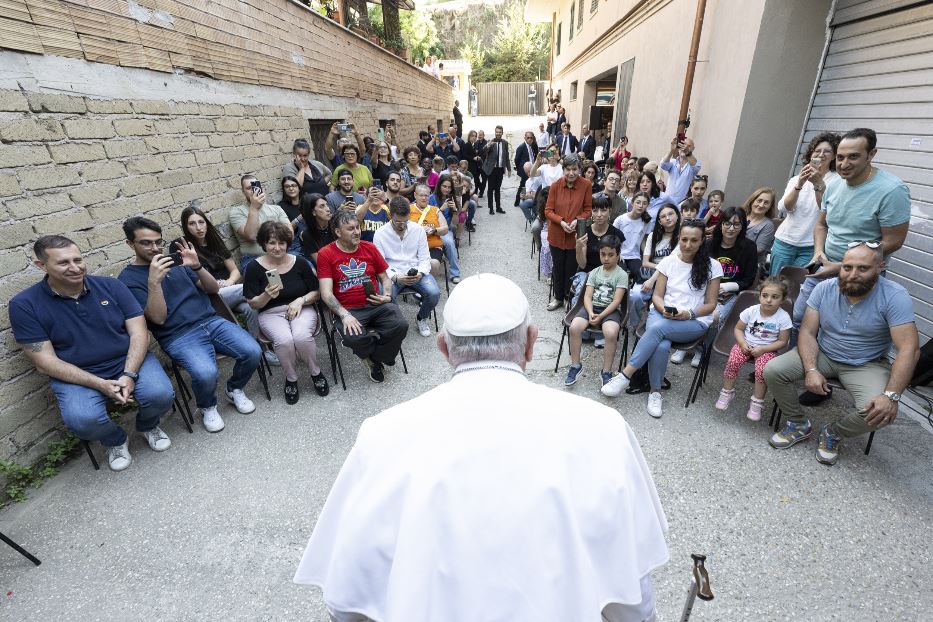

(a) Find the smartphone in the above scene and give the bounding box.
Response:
[676,132,686,144]
[168,252,184,267]
[265,269,282,289]
[437,132,448,140]
[543,150,553,158]
[362,280,376,299]
[250,180,262,194]
[337,122,351,132]
[377,128,385,142]
[406,268,418,277]
[576,219,586,238]
[807,262,821,275]
[664,305,678,316]
[372,180,383,191]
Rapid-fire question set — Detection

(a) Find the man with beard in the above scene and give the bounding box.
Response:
[481,125,511,215]
[381,170,403,202]
[765,243,918,466]
[326,169,366,214]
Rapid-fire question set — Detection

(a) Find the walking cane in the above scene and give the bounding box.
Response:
[678,553,713,622]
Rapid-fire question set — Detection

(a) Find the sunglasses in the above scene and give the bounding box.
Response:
[694,175,708,182]
[847,240,882,249]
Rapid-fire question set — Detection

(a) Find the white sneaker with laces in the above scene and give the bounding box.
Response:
[647,392,664,418]
[600,372,630,397]
[225,388,256,414]
[107,440,132,471]
[417,318,431,337]
[200,406,225,432]
[141,426,171,451]
[669,349,686,364]
[263,350,281,366]
[691,350,703,368]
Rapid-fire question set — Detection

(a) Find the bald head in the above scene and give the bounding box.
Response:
[839,243,884,297]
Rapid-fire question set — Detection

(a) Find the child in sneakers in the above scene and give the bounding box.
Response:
[564,235,628,389]
[715,277,791,420]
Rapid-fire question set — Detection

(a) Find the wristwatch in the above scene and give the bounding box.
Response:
[812,183,826,192]
[883,390,901,403]
[120,370,139,381]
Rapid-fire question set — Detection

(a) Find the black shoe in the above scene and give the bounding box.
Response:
[311,373,330,397]
[466,223,476,232]
[382,358,396,367]
[747,371,755,383]
[489,208,495,215]
[799,387,832,406]
[284,380,299,404]
[368,360,385,383]
[496,208,506,214]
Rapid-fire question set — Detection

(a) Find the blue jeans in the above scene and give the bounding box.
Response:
[769,238,813,276]
[628,287,653,330]
[569,271,588,307]
[441,231,461,277]
[393,274,441,320]
[519,198,536,223]
[51,354,175,447]
[162,316,261,409]
[629,309,708,389]
[466,199,476,224]
[240,254,258,274]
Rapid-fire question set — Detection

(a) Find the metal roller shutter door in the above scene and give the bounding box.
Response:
[798,1,933,341]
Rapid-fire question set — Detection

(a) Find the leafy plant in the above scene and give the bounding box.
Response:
[0,434,82,506]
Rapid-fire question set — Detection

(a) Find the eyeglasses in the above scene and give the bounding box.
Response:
[135,239,165,247]
[847,240,882,249]
[694,175,708,182]
[722,221,742,229]
[283,183,299,189]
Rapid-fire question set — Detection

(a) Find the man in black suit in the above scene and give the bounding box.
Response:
[578,124,596,161]
[452,101,464,140]
[514,131,539,207]
[473,130,488,197]
[556,123,578,158]
[555,105,567,129]
[482,125,511,215]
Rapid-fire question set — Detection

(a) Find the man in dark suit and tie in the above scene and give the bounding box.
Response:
[556,123,579,158]
[578,124,596,161]
[514,131,540,207]
[482,125,512,215]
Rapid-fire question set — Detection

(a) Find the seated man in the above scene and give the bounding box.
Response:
[228,174,292,272]
[317,209,409,383]
[10,235,175,471]
[518,161,543,224]
[295,274,668,621]
[373,197,441,338]
[765,243,919,465]
[119,217,262,433]
[326,169,366,214]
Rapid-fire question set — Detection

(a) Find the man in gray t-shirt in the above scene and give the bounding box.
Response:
[228,174,291,271]
[764,243,919,466]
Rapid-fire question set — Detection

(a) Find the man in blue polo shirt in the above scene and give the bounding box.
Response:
[10,235,176,472]
[659,136,700,204]
[765,243,919,465]
[118,217,261,434]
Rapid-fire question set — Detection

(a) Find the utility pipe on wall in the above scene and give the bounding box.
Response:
[677,0,708,138]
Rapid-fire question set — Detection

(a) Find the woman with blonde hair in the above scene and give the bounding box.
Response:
[742,187,778,267]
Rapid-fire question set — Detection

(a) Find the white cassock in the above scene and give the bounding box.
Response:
[294,362,669,622]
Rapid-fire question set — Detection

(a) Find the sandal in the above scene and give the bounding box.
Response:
[311,373,330,397]
[284,380,299,405]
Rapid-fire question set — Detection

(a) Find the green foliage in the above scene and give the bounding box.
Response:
[0,434,81,506]
[368,7,439,57]
[471,2,550,82]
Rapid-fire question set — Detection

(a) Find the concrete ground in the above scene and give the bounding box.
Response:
[2,115,932,621]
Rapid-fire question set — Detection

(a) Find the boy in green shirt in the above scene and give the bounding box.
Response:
[565,235,628,388]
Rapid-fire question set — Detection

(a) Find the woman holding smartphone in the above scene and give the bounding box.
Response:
[243,221,329,404]
[399,146,426,197]
[370,140,396,187]
[770,132,840,275]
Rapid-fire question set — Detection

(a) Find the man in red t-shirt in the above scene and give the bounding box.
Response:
[318,210,409,382]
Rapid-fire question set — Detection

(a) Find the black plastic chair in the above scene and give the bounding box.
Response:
[324,307,409,391]
[0,531,40,566]
[553,290,629,373]
[397,287,440,332]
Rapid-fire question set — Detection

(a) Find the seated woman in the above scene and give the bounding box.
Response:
[601,219,722,419]
[629,203,681,330]
[427,177,463,284]
[243,222,329,404]
[582,161,603,193]
[398,146,426,198]
[299,193,335,264]
[612,190,652,281]
[742,187,777,269]
[278,175,304,255]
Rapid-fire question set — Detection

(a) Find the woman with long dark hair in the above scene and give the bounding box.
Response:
[278,175,304,255]
[628,203,681,329]
[602,219,722,418]
[637,170,671,226]
[299,193,335,264]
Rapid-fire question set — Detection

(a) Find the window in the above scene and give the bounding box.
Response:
[569,4,575,40]
[570,81,578,101]
[591,0,599,13]
[578,0,584,28]
[556,22,562,55]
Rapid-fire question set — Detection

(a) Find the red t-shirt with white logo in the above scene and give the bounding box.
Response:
[316,240,389,310]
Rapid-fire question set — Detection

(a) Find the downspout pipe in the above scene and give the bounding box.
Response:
[677,0,707,138]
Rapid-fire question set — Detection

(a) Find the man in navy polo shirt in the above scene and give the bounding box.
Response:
[118,217,261,434]
[10,235,176,472]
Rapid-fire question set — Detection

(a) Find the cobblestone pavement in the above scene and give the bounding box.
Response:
[1,115,931,621]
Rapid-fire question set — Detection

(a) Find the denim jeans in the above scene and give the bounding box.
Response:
[628,287,653,330]
[629,309,708,389]
[519,198,536,223]
[769,238,813,276]
[219,283,260,338]
[393,274,441,320]
[569,271,588,307]
[162,316,261,409]
[466,199,476,225]
[441,231,461,277]
[50,353,175,447]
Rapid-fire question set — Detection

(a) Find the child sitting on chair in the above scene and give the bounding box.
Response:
[715,276,792,420]
[565,235,628,389]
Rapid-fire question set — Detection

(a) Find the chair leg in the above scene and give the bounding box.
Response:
[768,400,779,427]
[328,327,348,390]
[433,308,439,332]
[170,364,195,432]
[619,329,629,371]
[685,360,701,408]
[82,440,100,471]
[554,326,568,373]
[174,397,194,433]
[773,405,783,432]
[400,348,408,374]
[257,359,272,401]
[443,261,450,295]
[0,531,41,566]
[864,431,875,455]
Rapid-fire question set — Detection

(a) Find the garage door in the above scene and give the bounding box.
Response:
[797,0,933,341]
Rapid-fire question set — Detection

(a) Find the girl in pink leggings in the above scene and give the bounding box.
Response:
[716,277,792,420]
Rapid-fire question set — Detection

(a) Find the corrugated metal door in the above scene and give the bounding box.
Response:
[798,1,933,341]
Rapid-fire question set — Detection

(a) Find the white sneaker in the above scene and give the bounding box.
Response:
[600,372,630,397]
[225,388,256,414]
[200,406,225,432]
[417,318,431,337]
[670,349,686,364]
[141,426,171,451]
[691,350,703,368]
[647,392,664,418]
[263,350,281,366]
[107,440,132,471]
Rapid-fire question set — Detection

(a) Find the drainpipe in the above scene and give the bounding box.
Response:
[676,0,707,139]
[549,12,556,99]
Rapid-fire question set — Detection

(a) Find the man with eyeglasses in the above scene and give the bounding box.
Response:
[659,136,700,204]
[119,217,261,434]
[766,242,919,465]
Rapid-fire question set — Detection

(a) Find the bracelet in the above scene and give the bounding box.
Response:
[689,309,697,320]
[794,186,802,191]
[191,264,203,271]
[805,368,819,374]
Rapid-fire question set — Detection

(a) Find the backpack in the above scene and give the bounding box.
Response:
[624,366,671,395]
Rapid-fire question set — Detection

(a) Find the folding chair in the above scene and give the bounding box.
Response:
[431,249,451,295]
[397,287,440,332]
[208,293,272,402]
[553,290,629,373]
[324,306,409,391]
[632,314,710,408]
[0,531,41,566]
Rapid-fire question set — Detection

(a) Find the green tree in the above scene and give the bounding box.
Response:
[470,2,549,82]
[368,7,441,60]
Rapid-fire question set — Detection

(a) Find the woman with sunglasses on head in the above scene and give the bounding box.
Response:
[637,170,672,229]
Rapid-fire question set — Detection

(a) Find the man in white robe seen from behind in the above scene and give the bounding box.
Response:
[294,273,669,621]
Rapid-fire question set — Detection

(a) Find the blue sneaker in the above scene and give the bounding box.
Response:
[564,363,583,386]
[816,423,841,465]
[600,370,613,386]
[769,420,812,449]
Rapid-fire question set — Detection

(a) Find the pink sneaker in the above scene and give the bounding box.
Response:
[715,389,735,410]
[746,397,765,421]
